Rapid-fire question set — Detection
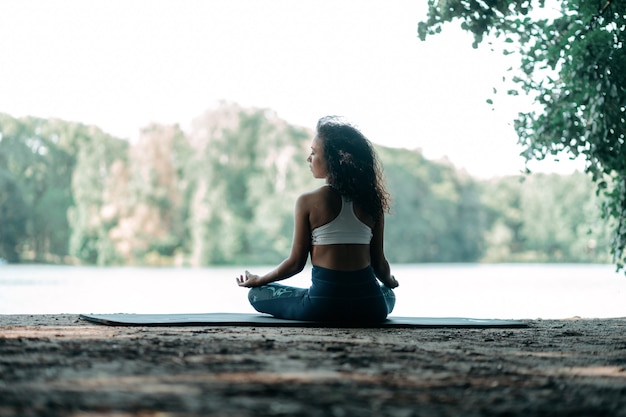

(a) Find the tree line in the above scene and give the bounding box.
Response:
[0,103,613,266]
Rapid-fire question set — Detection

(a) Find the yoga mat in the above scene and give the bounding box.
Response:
[79,313,528,328]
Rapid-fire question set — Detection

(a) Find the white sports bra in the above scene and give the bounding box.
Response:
[311,195,373,245]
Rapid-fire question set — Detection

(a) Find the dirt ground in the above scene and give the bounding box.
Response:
[0,315,625,417]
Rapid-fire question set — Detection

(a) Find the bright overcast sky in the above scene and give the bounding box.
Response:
[0,0,584,178]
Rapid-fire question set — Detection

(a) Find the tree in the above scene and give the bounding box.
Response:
[0,168,27,262]
[377,146,486,263]
[0,114,75,262]
[67,126,129,265]
[112,123,191,265]
[418,0,626,270]
[480,173,611,262]
[187,103,315,265]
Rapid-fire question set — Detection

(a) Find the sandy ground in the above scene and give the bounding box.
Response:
[1,315,626,417]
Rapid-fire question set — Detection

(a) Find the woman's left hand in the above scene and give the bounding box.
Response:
[385,275,399,289]
[236,271,263,288]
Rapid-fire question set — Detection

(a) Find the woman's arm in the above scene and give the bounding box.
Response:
[370,215,399,288]
[237,194,312,288]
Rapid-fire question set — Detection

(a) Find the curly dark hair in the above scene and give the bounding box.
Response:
[316,116,390,221]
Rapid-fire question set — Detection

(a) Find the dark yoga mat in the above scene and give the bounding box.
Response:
[79,313,528,328]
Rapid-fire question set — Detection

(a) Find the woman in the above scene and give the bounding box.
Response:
[236,116,399,323]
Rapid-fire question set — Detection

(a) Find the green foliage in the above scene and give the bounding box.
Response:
[418,0,546,48]
[378,147,485,262]
[481,172,611,262]
[114,123,191,264]
[187,105,316,265]
[0,114,76,262]
[418,0,626,271]
[0,169,27,261]
[66,125,129,265]
[0,105,613,266]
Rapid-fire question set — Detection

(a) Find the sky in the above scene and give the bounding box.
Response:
[0,0,585,178]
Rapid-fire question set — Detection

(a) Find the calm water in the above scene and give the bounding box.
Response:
[1,264,625,319]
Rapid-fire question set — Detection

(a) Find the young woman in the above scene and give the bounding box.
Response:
[236,116,398,323]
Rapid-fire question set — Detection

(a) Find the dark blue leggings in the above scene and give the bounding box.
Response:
[247,266,395,323]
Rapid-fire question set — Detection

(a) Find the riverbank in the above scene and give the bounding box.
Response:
[1,315,625,416]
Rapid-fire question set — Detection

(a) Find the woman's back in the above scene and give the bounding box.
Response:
[306,186,375,271]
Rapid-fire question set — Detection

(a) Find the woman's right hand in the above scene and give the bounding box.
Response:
[236,271,264,288]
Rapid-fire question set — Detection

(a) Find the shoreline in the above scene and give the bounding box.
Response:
[1,315,626,416]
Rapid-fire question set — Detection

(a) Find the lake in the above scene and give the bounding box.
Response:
[1,263,625,319]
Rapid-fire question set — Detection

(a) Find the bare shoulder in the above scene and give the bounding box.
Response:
[296,186,332,211]
[299,186,330,201]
